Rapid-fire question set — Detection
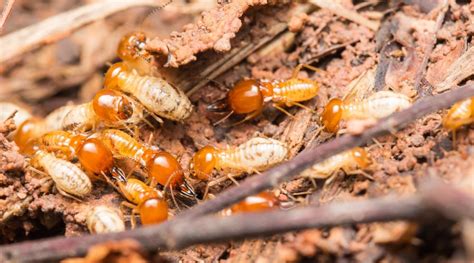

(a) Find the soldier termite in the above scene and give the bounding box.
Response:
[30,150,92,200]
[321,91,412,133]
[116,31,156,76]
[209,64,320,125]
[104,62,193,122]
[39,131,125,181]
[99,129,184,188]
[442,97,474,144]
[87,206,125,234]
[299,147,372,180]
[190,137,289,180]
[115,178,169,227]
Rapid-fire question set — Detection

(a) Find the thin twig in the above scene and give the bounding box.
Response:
[0,0,170,64]
[308,0,380,31]
[0,178,472,262]
[413,0,449,96]
[0,0,15,32]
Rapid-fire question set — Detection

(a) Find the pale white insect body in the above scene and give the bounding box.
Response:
[87,206,125,234]
[33,150,92,199]
[217,137,289,173]
[343,91,412,120]
[121,74,193,121]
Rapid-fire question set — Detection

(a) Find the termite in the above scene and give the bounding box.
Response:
[40,131,125,181]
[116,178,168,227]
[230,191,279,214]
[443,97,474,143]
[31,150,92,200]
[211,64,320,125]
[299,147,372,179]
[14,105,75,153]
[321,91,412,133]
[61,89,144,131]
[99,129,184,188]
[104,62,193,122]
[0,102,32,128]
[190,137,289,180]
[87,206,125,234]
[117,31,155,76]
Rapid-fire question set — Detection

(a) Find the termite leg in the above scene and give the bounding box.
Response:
[130,209,139,229]
[452,130,457,148]
[43,146,75,160]
[291,64,324,79]
[273,104,295,119]
[226,173,240,186]
[213,110,234,126]
[347,169,374,180]
[287,101,317,113]
[56,186,83,202]
[168,187,181,212]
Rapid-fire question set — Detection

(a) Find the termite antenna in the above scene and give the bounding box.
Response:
[139,0,174,26]
[213,111,234,126]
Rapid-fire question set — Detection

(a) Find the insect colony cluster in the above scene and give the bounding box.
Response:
[1,31,473,235]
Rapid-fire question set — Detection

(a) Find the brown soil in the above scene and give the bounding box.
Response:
[0,0,473,262]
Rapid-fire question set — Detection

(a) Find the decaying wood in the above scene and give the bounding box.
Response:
[436,46,474,93]
[0,0,171,64]
[0,178,472,262]
[308,0,380,31]
[0,0,15,32]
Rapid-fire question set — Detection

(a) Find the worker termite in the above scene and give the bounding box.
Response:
[321,91,412,133]
[61,89,144,131]
[299,147,372,179]
[40,131,125,181]
[14,104,75,153]
[115,178,168,227]
[443,97,474,143]
[87,206,125,234]
[190,137,289,180]
[117,31,155,76]
[104,62,193,122]
[230,191,279,214]
[30,150,92,200]
[99,129,184,188]
[210,64,320,125]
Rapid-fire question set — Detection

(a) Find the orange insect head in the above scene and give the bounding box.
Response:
[228,79,264,114]
[117,32,147,62]
[104,62,130,89]
[14,118,42,153]
[93,89,133,123]
[138,198,169,225]
[146,151,184,187]
[231,192,279,213]
[352,147,371,169]
[190,146,218,180]
[77,138,114,175]
[322,98,344,133]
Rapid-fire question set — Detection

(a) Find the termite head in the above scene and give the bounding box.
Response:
[322,98,344,133]
[146,151,184,188]
[228,79,264,114]
[14,118,42,153]
[231,192,279,214]
[93,89,134,123]
[189,146,218,180]
[117,32,148,62]
[138,197,169,225]
[104,62,130,89]
[77,138,114,175]
[351,147,371,169]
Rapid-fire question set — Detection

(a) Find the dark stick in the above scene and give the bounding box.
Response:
[179,83,474,219]
[1,179,473,262]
